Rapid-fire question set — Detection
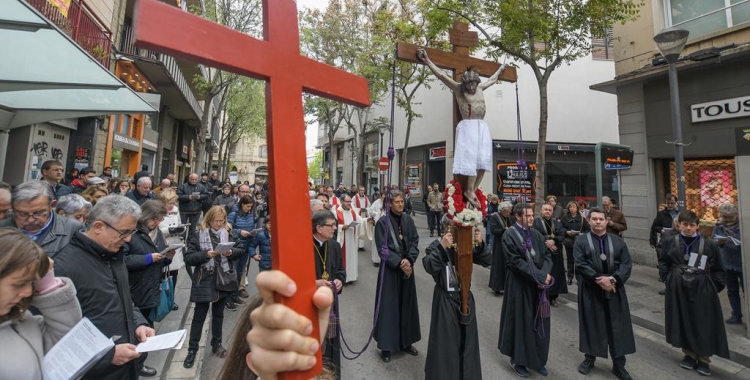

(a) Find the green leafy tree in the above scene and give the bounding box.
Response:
[217,77,266,179]
[425,0,641,204]
[190,0,263,173]
[308,150,324,183]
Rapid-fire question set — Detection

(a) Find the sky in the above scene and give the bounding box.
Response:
[297,0,328,153]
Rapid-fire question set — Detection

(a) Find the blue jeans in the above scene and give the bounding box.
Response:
[232,250,250,298]
[727,270,745,318]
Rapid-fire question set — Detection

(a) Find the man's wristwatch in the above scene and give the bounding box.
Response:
[609,276,616,284]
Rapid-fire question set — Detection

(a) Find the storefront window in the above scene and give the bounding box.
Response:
[668,158,736,227]
[110,148,123,178]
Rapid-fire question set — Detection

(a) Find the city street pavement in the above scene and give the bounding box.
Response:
[158,212,750,380]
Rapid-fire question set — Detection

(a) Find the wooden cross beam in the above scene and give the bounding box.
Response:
[134,1,371,378]
[396,22,517,128]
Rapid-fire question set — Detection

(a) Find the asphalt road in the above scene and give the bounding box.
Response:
[200,217,750,380]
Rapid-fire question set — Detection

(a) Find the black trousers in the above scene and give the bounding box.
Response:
[188,296,229,350]
[584,302,626,368]
[564,244,575,280]
[430,211,443,234]
[180,213,200,239]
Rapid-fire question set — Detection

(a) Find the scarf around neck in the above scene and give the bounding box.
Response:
[199,227,230,272]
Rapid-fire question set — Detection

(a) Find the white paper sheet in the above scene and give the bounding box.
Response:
[43,318,114,380]
[136,329,187,353]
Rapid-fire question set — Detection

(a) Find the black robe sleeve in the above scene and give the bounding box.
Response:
[573,236,598,283]
[489,214,507,236]
[423,240,448,278]
[375,216,403,269]
[658,237,675,282]
[706,241,727,293]
[404,215,420,264]
[502,229,550,284]
[332,241,347,287]
[612,236,633,287]
[473,241,491,267]
[552,220,566,246]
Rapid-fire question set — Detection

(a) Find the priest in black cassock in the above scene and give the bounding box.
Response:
[533,204,569,306]
[373,191,421,363]
[658,210,728,377]
[488,202,513,295]
[423,225,490,380]
[498,203,553,378]
[311,210,347,379]
[573,208,635,380]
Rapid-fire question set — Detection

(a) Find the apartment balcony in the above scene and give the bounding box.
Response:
[120,24,203,125]
[27,0,112,67]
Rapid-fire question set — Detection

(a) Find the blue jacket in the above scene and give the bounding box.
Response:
[228,208,255,244]
[249,228,272,270]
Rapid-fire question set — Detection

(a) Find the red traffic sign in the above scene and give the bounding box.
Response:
[378,157,389,170]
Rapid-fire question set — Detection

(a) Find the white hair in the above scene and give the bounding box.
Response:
[11,181,53,206]
[498,201,513,211]
[0,188,10,203]
[56,194,91,215]
[137,177,152,186]
[86,194,141,230]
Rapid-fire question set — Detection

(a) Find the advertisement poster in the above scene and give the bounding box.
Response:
[496,161,537,202]
[700,169,733,216]
[405,163,422,196]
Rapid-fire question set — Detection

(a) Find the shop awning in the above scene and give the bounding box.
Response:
[0,0,157,130]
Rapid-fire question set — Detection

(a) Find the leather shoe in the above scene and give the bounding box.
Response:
[183,349,197,368]
[696,362,711,376]
[658,289,666,295]
[679,355,697,370]
[172,304,179,311]
[612,366,633,380]
[403,345,418,356]
[726,315,743,325]
[139,365,157,377]
[537,366,548,376]
[238,289,250,298]
[212,344,228,358]
[578,358,595,375]
[510,359,529,378]
[380,350,391,363]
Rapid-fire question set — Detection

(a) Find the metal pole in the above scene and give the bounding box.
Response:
[668,62,687,208]
[379,132,384,189]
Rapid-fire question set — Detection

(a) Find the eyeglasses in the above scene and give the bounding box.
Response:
[323,222,337,228]
[100,220,136,240]
[14,209,50,220]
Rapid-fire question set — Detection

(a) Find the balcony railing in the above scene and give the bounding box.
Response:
[27,0,112,67]
[120,24,203,120]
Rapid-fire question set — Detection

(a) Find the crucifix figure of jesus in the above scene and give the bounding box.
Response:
[134,0,370,378]
[418,48,506,207]
[396,22,517,208]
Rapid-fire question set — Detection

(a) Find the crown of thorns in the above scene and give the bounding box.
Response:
[461,67,480,84]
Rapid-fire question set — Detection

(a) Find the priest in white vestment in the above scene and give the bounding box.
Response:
[336,194,365,282]
[353,186,372,249]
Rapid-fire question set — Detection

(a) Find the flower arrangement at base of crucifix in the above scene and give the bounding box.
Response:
[443,179,488,227]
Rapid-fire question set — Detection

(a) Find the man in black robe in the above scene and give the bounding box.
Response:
[489,202,513,295]
[423,227,490,380]
[498,203,553,377]
[311,210,347,379]
[533,204,568,306]
[658,210,728,377]
[373,191,421,363]
[573,208,635,380]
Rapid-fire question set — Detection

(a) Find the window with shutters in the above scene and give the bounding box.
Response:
[229,143,237,157]
[259,145,267,158]
[592,27,614,60]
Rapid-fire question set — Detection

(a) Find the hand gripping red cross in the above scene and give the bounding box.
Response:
[134,1,371,378]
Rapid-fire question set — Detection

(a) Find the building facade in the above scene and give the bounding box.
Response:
[227,135,269,184]
[594,0,750,266]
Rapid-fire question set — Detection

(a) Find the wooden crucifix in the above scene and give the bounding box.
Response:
[397,22,517,316]
[134,0,371,378]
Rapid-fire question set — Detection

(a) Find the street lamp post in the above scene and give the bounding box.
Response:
[654,27,690,208]
[378,123,388,190]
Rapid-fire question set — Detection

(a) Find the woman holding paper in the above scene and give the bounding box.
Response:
[123,200,174,326]
[0,229,82,380]
[183,205,245,368]
[159,188,186,311]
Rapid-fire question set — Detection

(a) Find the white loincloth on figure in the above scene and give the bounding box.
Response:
[336,207,364,282]
[453,119,492,176]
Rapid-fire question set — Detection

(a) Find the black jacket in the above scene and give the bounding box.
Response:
[54,231,149,380]
[123,225,170,309]
[184,228,245,303]
[0,214,81,258]
[177,182,208,214]
[650,208,679,247]
[124,190,157,206]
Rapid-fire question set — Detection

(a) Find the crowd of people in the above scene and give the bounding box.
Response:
[0,160,744,380]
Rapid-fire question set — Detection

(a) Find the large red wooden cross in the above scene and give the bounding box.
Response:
[134,1,371,378]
